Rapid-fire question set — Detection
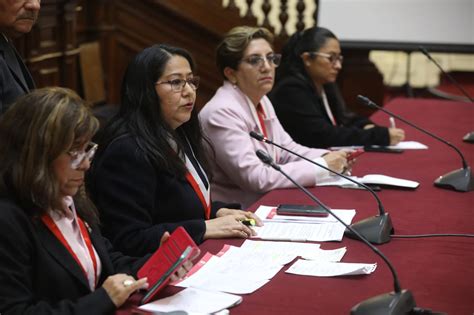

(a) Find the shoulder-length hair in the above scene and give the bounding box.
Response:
[97,44,207,177]
[277,26,338,82]
[0,87,99,223]
[216,26,274,79]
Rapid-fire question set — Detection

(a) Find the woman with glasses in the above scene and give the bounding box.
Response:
[269,26,405,148]
[87,44,261,257]
[0,87,174,313]
[199,26,349,208]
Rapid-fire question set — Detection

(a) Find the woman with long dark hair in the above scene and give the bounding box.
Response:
[270,26,405,148]
[87,44,260,257]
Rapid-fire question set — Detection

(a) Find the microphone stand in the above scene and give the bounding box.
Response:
[255,149,417,315]
[358,95,474,192]
[419,46,474,144]
[250,131,393,244]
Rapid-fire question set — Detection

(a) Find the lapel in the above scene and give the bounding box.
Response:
[33,217,91,291]
[88,225,113,284]
[0,34,33,93]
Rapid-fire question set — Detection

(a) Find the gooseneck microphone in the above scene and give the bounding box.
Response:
[419,46,474,103]
[419,46,474,144]
[357,95,473,192]
[255,149,417,315]
[251,131,394,244]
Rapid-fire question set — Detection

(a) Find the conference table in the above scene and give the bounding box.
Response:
[120,98,474,314]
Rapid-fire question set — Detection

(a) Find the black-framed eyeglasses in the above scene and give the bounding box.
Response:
[155,76,200,92]
[241,53,282,68]
[311,52,343,65]
[68,142,98,169]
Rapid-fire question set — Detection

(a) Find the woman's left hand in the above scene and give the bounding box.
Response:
[216,208,263,226]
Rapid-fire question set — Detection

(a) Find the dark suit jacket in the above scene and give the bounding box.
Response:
[87,134,231,257]
[0,197,147,315]
[0,34,35,114]
[269,74,390,148]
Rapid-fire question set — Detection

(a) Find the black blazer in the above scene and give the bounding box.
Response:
[0,197,147,315]
[0,35,35,114]
[87,134,230,257]
[269,74,389,148]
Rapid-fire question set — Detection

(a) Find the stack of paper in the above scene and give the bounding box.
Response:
[252,206,356,242]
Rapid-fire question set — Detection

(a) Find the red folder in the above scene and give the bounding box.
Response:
[138,227,200,304]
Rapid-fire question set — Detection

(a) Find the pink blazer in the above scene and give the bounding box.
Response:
[199,81,328,208]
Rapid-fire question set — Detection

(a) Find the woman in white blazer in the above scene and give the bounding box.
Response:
[199,26,350,208]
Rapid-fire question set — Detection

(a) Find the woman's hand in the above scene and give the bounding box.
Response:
[389,128,405,145]
[102,274,148,308]
[204,214,256,240]
[323,150,348,173]
[216,208,263,226]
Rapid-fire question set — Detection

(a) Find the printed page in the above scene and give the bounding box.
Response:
[286,260,377,277]
[253,221,346,242]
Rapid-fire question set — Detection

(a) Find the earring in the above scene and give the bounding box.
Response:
[231,80,238,89]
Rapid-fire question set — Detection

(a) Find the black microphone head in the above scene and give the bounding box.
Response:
[249,131,265,141]
[256,149,273,165]
[356,95,377,108]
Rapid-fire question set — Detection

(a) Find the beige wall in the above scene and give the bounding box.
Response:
[223,0,473,88]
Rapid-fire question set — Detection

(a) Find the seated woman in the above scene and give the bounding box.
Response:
[199,26,349,208]
[0,87,182,314]
[87,44,260,257]
[269,26,405,148]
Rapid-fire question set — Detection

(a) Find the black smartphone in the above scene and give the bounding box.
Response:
[276,204,328,217]
[364,145,404,153]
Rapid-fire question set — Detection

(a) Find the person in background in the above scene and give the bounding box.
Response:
[0,0,39,114]
[199,26,349,208]
[269,26,405,148]
[87,44,261,258]
[0,87,189,314]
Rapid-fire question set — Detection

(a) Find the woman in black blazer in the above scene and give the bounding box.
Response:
[87,44,261,258]
[269,26,405,148]
[0,88,154,314]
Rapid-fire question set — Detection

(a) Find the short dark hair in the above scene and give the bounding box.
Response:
[97,44,207,177]
[216,26,274,79]
[0,87,99,222]
[277,26,338,81]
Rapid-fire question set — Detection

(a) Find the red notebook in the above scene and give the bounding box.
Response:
[138,227,200,304]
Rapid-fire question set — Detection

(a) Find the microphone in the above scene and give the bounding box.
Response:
[250,131,394,244]
[419,46,474,144]
[419,46,473,103]
[255,149,417,315]
[357,95,473,192]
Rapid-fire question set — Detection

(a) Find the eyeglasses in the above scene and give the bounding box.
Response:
[155,76,200,92]
[68,142,98,169]
[241,53,282,68]
[311,52,343,65]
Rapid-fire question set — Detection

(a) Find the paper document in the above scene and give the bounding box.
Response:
[139,287,242,314]
[317,174,419,189]
[387,141,428,149]
[286,259,377,277]
[252,221,347,242]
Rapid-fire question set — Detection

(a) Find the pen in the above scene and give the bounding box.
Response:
[389,117,396,129]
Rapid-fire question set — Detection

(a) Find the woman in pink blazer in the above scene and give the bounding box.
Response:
[199,26,349,208]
